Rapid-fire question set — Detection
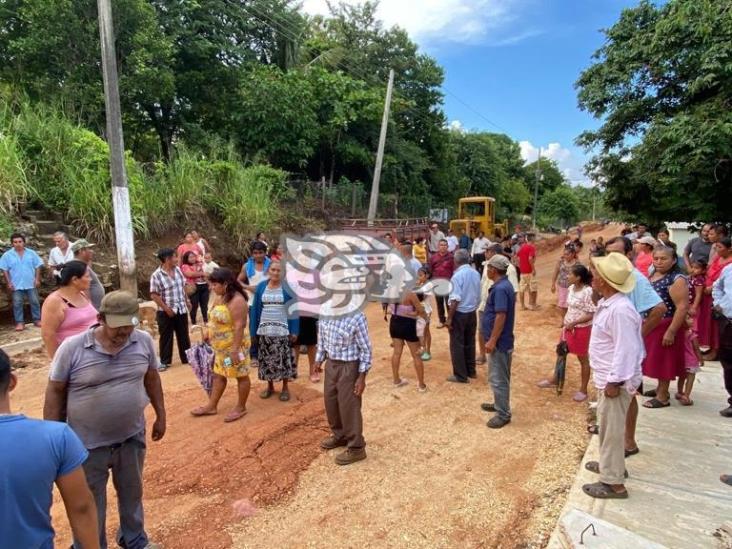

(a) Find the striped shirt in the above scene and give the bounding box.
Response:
[315,313,373,373]
[150,266,188,314]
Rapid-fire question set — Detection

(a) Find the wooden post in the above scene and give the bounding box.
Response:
[367,69,395,226]
[97,0,137,294]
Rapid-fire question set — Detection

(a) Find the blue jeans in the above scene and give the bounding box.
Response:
[12,289,40,324]
[488,350,513,421]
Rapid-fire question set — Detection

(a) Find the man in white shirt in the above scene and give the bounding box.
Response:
[48,232,74,283]
[583,252,644,500]
[428,223,446,256]
[471,231,491,274]
[446,230,459,253]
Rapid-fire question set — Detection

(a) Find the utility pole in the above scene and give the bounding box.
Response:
[367,69,395,225]
[532,147,542,230]
[97,0,137,294]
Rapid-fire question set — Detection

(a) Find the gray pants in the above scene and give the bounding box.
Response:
[488,350,513,421]
[74,435,148,549]
[598,390,632,485]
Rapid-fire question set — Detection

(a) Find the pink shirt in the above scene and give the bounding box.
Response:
[589,292,644,392]
[635,251,652,278]
[564,285,596,328]
[56,297,98,344]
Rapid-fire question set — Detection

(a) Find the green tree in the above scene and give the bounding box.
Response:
[538,185,581,228]
[576,0,732,223]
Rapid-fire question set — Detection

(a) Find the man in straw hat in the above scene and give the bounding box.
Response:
[44,291,166,548]
[582,253,644,499]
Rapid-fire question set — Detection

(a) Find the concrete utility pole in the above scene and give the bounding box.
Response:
[367,69,395,225]
[532,147,542,230]
[97,0,137,294]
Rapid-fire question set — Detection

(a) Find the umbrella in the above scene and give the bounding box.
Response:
[554,339,569,396]
[185,341,214,396]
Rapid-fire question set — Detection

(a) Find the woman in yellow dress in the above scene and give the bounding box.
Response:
[190,268,251,422]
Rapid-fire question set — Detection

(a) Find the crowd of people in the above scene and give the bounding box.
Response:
[1,220,731,546]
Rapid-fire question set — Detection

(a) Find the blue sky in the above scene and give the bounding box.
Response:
[303,0,640,186]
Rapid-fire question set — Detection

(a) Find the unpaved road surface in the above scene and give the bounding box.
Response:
[8,225,618,548]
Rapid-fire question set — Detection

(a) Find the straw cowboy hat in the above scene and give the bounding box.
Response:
[591,252,636,293]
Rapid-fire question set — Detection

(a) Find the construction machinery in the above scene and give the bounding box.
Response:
[449,196,508,239]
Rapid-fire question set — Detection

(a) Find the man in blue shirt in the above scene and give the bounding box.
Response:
[480,255,516,428]
[0,232,44,330]
[446,249,481,383]
[0,349,99,548]
[712,256,732,417]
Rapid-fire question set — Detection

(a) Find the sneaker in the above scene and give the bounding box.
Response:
[421,352,432,361]
[446,375,469,384]
[481,402,496,412]
[320,436,348,450]
[487,415,511,429]
[720,406,732,418]
[335,448,367,465]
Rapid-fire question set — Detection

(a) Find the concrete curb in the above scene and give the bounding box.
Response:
[1,336,44,356]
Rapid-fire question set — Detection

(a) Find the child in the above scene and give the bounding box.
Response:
[413,237,428,265]
[415,267,433,361]
[688,259,706,318]
[202,252,220,276]
[677,315,703,406]
[269,242,282,261]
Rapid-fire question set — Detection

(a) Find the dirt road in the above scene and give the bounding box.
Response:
[8,224,619,548]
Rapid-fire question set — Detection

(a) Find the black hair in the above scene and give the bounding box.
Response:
[0,349,10,394]
[439,238,448,244]
[181,250,198,265]
[573,238,584,250]
[690,258,708,271]
[571,264,592,286]
[415,236,424,244]
[10,232,25,243]
[157,247,175,263]
[251,241,267,253]
[256,232,266,240]
[653,245,681,273]
[418,266,431,278]
[605,236,633,255]
[59,260,89,286]
[208,268,248,302]
[718,236,732,249]
[711,224,729,237]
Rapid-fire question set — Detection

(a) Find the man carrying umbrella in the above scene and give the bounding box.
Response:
[480,255,516,429]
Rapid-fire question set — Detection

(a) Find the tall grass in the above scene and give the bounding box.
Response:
[0,132,32,215]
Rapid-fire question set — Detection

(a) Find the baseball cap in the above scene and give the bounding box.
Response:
[486,255,510,271]
[99,291,140,328]
[71,239,95,253]
[637,236,657,246]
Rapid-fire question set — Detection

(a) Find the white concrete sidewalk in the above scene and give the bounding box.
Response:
[550,362,732,548]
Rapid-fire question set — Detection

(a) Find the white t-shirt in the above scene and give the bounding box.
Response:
[471,237,491,256]
[48,245,75,277]
[446,236,459,253]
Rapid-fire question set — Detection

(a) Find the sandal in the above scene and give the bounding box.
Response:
[279,391,290,402]
[625,447,639,458]
[224,409,247,423]
[674,392,684,400]
[585,461,629,478]
[721,474,732,486]
[678,395,694,406]
[190,406,217,417]
[643,389,657,397]
[582,481,628,499]
[393,379,409,388]
[536,379,556,389]
[587,424,599,435]
[418,385,428,393]
[572,391,588,402]
[260,388,273,399]
[643,398,670,409]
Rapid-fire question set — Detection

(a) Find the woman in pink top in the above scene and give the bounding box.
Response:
[634,237,655,277]
[177,230,200,259]
[41,260,98,358]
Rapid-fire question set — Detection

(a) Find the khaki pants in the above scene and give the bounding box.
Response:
[598,389,632,485]
[324,359,365,449]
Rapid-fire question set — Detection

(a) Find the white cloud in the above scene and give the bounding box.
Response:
[448,119,465,132]
[301,0,534,46]
[519,140,592,187]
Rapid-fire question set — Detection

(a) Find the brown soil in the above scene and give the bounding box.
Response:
[7,224,621,549]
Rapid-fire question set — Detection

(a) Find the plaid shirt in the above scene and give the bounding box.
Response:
[315,313,373,373]
[150,266,188,314]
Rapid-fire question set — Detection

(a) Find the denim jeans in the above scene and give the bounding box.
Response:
[489,350,513,421]
[12,289,40,324]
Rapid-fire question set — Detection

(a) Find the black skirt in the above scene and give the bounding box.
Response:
[389,315,419,343]
[298,316,318,346]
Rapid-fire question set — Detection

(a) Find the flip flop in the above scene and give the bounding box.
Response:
[721,474,732,486]
[625,447,640,458]
[585,461,629,478]
[674,392,684,400]
[279,391,290,402]
[573,391,588,402]
[393,379,409,388]
[582,481,628,499]
[224,409,247,423]
[536,379,556,389]
[678,395,694,406]
[587,424,599,435]
[190,407,217,417]
[643,398,670,409]
[643,389,657,397]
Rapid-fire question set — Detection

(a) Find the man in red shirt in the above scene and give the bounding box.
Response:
[428,239,455,327]
[517,233,538,310]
